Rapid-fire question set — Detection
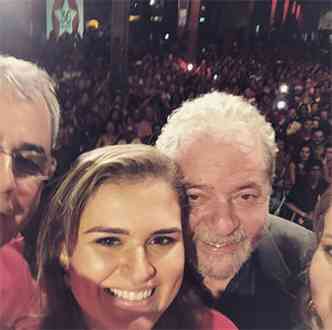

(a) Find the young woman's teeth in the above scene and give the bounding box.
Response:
[105,288,154,301]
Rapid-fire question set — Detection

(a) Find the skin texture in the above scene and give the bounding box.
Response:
[310,207,332,330]
[176,133,270,295]
[63,178,184,330]
[0,94,52,246]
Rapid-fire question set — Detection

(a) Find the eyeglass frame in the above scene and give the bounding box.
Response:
[0,145,54,182]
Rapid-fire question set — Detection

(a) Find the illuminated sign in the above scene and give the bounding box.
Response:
[46,0,84,39]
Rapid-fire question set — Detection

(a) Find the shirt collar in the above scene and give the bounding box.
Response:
[225,221,293,296]
[225,254,256,296]
[256,221,292,288]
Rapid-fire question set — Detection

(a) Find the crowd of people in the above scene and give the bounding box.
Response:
[0,25,331,330]
[37,30,332,230]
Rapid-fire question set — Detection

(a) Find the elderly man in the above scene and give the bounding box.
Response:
[0,55,60,328]
[156,92,314,330]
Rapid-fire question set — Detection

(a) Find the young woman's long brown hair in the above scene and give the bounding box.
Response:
[36,145,204,330]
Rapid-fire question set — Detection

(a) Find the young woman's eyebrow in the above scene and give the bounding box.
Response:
[151,228,182,235]
[84,227,129,235]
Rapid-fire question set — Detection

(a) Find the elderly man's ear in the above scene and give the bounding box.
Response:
[47,157,57,177]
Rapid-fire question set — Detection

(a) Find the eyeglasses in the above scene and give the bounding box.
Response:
[0,146,50,181]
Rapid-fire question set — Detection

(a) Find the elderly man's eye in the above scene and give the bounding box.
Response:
[241,193,257,201]
[232,190,261,208]
[186,188,204,203]
[188,193,200,201]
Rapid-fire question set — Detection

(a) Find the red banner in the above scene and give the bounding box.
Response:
[282,0,290,24]
[296,4,301,20]
[270,0,278,26]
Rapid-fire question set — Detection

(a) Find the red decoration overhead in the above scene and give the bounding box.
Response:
[282,0,290,24]
[296,4,301,20]
[270,0,277,26]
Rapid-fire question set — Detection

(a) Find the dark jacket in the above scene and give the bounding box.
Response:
[194,215,315,330]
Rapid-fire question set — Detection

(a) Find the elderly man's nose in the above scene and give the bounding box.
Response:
[0,154,16,194]
[211,197,239,236]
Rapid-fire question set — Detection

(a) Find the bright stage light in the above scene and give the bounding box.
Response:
[279,84,289,94]
[277,100,287,110]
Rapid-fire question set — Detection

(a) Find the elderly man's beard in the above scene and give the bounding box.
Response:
[189,225,256,280]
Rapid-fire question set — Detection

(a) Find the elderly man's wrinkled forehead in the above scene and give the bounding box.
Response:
[174,126,273,184]
[178,125,262,156]
[0,85,52,135]
[1,84,37,106]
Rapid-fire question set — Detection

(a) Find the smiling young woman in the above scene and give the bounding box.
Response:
[35,145,237,330]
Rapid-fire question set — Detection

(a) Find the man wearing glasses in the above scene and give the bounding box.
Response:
[0,55,60,328]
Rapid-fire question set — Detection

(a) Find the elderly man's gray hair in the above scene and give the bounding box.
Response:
[0,55,60,149]
[156,91,277,182]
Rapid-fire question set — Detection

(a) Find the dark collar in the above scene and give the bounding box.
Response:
[225,256,256,296]
[255,218,292,288]
[225,218,292,296]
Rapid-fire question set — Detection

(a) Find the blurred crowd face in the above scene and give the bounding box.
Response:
[311,103,319,114]
[328,118,332,128]
[0,95,52,246]
[320,110,328,121]
[312,130,325,145]
[303,119,312,132]
[177,134,270,285]
[310,206,332,330]
[309,164,322,182]
[325,147,332,162]
[311,113,320,125]
[300,146,311,161]
[64,177,184,330]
